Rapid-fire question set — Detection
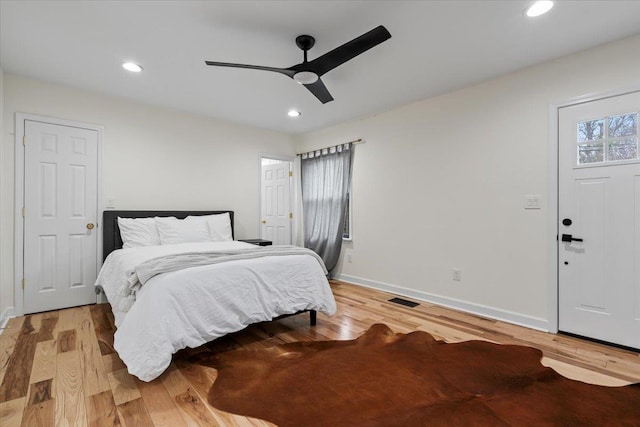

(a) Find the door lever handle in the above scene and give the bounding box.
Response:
[561,234,583,242]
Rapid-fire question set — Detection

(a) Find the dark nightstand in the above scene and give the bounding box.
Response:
[239,239,273,246]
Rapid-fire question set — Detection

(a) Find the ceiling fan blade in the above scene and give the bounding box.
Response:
[306,25,391,76]
[205,61,296,78]
[303,78,334,104]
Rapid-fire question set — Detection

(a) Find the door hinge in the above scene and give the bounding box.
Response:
[22,279,25,289]
[22,135,26,146]
[289,213,293,219]
[289,171,293,177]
[22,207,25,218]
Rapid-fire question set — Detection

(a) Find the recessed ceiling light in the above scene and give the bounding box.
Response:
[122,62,143,73]
[526,1,553,17]
[288,110,301,118]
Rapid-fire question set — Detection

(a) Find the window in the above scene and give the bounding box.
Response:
[343,189,352,240]
[577,112,638,165]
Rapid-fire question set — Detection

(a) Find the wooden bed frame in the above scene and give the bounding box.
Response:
[101,210,316,326]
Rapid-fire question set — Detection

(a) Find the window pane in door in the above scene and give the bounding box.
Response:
[608,113,637,137]
[578,119,604,142]
[578,143,604,164]
[608,138,638,161]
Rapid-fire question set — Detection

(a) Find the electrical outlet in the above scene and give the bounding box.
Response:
[106,198,116,209]
[347,254,353,263]
[452,268,462,281]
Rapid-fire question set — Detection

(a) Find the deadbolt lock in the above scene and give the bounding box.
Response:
[87,223,95,230]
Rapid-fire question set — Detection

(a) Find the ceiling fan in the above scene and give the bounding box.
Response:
[205,25,391,104]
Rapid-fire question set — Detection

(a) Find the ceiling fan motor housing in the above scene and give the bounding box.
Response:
[295,35,316,52]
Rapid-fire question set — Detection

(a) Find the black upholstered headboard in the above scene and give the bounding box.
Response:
[102,210,234,261]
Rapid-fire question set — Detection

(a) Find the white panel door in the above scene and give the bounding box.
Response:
[558,91,640,349]
[261,162,291,245]
[23,120,98,313]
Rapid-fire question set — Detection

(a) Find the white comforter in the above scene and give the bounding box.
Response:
[95,241,337,381]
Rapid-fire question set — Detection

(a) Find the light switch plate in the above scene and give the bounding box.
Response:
[524,194,541,209]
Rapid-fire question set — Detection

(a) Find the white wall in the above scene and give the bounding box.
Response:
[2,36,639,331]
[296,35,640,330]
[0,67,7,325]
[0,75,295,319]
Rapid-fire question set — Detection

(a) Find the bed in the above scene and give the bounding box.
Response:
[95,210,337,381]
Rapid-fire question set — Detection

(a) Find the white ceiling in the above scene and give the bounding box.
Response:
[2,1,640,135]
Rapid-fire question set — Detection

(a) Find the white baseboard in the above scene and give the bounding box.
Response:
[335,274,550,332]
[0,307,16,333]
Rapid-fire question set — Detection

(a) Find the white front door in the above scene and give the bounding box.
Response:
[261,161,292,245]
[558,90,640,349]
[23,119,99,313]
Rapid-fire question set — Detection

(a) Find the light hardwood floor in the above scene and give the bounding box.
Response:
[1,280,639,426]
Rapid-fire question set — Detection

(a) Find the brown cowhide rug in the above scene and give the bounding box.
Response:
[194,324,640,426]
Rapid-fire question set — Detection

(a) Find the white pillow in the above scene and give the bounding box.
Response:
[118,217,161,248]
[155,216,211,245]
[187,213,233,242]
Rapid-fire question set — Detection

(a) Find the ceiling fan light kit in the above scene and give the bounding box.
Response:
[293,71,319,85]
[205,25,391,104]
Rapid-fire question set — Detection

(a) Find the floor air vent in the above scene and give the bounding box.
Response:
[388,297,419,308]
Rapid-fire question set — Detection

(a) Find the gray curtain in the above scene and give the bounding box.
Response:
[301,144,353,274]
